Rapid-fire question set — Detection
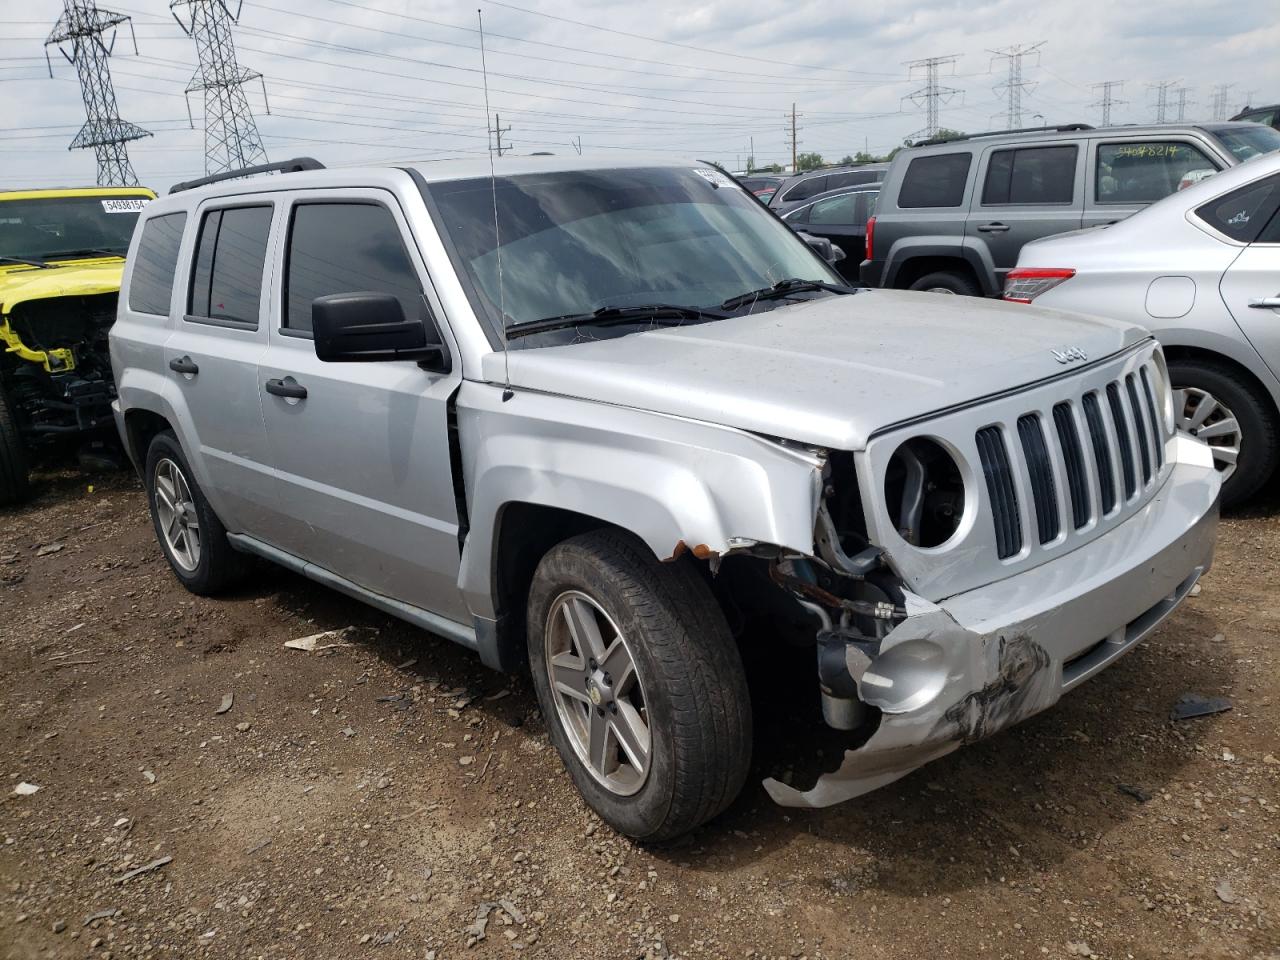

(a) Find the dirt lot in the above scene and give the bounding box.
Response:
[1,469,1277,960]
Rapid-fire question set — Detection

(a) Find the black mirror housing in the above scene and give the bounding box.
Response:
[312,292,450,370]
[799,232,846,265]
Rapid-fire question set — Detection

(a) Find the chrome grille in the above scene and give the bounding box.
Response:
[974,354,1170,561]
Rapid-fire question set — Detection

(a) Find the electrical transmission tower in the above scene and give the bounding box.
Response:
[1148,79,1179,123]
[903,55,962,141]
[1210,84,1236,120]
[44,0,151,187]
[171,1,268,175]
[1174,86,1194,122]
[1090,80,1125,126]
[989,42,1044,127]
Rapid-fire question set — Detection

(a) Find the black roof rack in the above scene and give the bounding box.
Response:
[169,157,325,195]
[913,123,1094,147]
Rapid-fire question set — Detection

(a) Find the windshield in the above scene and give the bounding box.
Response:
[424,166,840,332]
[1214,125,1280,161]
[0,194,148,262]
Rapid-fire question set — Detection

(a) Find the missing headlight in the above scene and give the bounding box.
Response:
[883,437,964,548]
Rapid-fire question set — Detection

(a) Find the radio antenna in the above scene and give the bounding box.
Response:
[477,8,512,401]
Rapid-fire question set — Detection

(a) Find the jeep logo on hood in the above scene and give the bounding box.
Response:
[1051,346,1088,364]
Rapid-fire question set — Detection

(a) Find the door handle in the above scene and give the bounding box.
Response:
[976,222,1011,233]
[168,355,199,375]
[264,376,307,400]
[1248,297,1280,309]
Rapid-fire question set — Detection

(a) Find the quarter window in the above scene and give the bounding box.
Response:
[982,145,1077,204]
[1194,175,1280,243]
[898,153,972,208]
[187,205,272,327]
[128,212,186,315]
[1095,142,1217,204]
[284,202,423,334]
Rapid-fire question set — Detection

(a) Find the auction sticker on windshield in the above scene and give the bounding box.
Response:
[102,198,149,213]
[693,168,734,188]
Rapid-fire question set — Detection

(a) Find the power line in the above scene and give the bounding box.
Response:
[44,0,152,186]
[903,55,961,140]
[1089,80,1125,126]
[988,42,1043,128]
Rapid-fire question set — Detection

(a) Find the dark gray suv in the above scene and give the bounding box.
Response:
[861,122,1280,296]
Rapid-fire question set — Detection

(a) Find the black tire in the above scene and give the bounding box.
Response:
[144,430,248,595]
[1168,359,1279,509]
[527,530,752,842]
[0,387,31,507]
[907,270,979,296]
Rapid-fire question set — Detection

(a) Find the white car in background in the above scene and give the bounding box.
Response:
[1006,151,1280,507]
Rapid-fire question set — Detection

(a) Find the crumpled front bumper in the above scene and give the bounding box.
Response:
[766,434,1221,807]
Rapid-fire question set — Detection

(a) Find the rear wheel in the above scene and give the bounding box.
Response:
[1168,359,1278,508]
[144,431,248,594]
[907,270,979,296]
[527,530,752,842]
[0,388,31,507]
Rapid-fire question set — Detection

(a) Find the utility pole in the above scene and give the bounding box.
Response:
[1148,79,1178,123]
[786,103,801,172]
[1089,80,1125,126]
[171,0,268,176]
[1210,84,1234,121]
[490,113,511,157]
[44,0,151,186]
[903,55,962,141]
[747,135,754,173]
[988,42,1044,128]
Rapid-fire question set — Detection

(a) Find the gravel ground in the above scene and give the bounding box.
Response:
[1,469,1277,960]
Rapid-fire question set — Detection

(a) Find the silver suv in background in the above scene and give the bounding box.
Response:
[111,156,1220,840]
[861,122,1280,296]
[768,163,888,215]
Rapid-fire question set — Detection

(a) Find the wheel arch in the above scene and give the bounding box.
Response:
[886,244,993,295]
[1160,343,1280,424]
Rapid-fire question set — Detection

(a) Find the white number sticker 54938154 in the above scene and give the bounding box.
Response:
[101,198,149,213]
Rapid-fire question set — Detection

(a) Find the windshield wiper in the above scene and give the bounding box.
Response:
[507,303,729,340]
[720,277,856,312]
[47,247,126,261]
[0,255,52,269]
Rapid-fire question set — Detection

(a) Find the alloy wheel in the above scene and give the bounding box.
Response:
[1174,386,1240,481]
[154,458,201,572]
[544,590,651,796]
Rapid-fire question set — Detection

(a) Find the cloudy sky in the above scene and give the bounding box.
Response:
[3,0,1277,188]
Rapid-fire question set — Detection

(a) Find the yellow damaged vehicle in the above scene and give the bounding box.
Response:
[0,186,155,504]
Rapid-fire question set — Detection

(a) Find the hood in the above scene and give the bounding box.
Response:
[0,258,125,315]
[481,289,1147,451]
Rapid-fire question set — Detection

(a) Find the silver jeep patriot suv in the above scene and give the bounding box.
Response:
[111,156,1221,841]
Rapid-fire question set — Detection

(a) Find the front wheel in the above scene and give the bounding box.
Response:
[1168,359,1279,509]
[527,530,752,842]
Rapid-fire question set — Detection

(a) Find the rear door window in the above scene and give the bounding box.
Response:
[982,145,1078,205]
[808,192,860,225]
[1095,141,1217,204]
[128,212,186,315]
[1195,175,1280,243]
[898,153,972,207]
[284,201,423,335]
[783,175,827,202]
[187,205,272,327]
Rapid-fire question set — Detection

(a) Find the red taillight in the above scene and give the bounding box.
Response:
[1002,267,1075,303]
[865,215,876,261]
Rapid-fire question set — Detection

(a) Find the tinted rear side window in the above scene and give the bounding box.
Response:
[188,205,272,327]
[898,153,972,207]
[783,175,827,202]
[1195,175,1280,242]
[284,202,423,334]
[128,212,186,315]
[982,145,1078,204]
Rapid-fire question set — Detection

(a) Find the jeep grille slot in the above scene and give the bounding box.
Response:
[1017,414,1060,544]
[1052,403,1091,529]
[1138,367,1165,470]
[975,426,1022,559]
[1126,375,1153,485]
[1082,392,1116,514]
[1105,383,1138,499]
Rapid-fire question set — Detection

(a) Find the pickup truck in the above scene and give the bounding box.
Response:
[110,156,1221,841]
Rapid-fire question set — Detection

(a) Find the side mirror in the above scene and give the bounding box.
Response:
[312,292,449,370]
[800,232,846,264]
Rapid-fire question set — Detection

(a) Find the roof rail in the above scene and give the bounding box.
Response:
[169,157,325,195]
[913,123,1094,147]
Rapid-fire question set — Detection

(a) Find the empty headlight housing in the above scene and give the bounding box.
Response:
[883,437,965,548]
